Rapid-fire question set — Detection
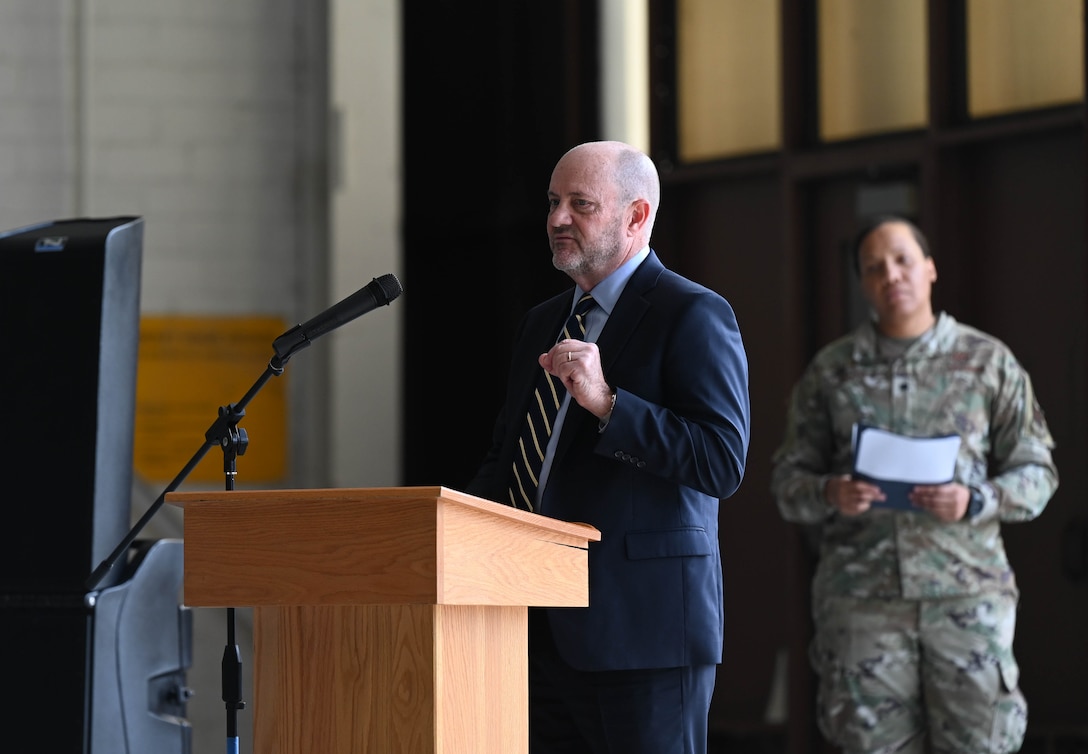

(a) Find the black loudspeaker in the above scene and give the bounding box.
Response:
[0,217,192,752]
[0,216,143,594]
[0,539,193,752]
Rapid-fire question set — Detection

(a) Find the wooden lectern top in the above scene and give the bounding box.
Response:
[167,485,600,609]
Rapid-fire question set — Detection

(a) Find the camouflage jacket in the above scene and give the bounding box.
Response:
[770,312,1058,600]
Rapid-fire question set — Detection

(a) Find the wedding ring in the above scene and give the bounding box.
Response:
[567,351,572,362]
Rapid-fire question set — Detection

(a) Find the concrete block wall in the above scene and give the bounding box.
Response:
[1,0,405,486]
[0,1,402,751]
[1,0,318,313]
[0,2,74,222]
[0,1,334,492]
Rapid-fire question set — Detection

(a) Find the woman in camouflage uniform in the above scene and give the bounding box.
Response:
[770,215,1058,754]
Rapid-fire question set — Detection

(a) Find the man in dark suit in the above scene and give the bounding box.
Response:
[466,140,751,754]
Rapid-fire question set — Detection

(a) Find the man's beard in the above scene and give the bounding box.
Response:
[550,219,625,276]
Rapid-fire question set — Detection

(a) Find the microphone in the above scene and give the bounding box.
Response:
[271,273,402,366]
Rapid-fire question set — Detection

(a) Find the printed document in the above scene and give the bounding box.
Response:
[851,424,961,511]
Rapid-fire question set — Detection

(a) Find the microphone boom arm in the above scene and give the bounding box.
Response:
[86,270,402,590]
[85,361,282,591]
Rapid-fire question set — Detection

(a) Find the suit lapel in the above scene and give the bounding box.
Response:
[548,251,664,465]
[594,251,662,376]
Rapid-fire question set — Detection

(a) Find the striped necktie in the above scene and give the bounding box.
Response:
[509,293,596,510]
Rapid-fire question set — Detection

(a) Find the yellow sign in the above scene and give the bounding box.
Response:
[134,316,289,483]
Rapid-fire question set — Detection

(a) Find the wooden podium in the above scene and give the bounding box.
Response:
[166,486,600,754]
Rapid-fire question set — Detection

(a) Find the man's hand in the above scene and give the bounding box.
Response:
[541,339,613,419]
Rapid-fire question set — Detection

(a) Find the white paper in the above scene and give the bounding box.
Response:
[853,425,961,484]
[851,424,962,511]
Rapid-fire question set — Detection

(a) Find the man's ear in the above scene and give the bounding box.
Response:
[628,199,651,234]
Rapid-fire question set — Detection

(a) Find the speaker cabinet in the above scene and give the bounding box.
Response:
[0,216,143,594]
[0,218,191,752]
[0,539,192,752]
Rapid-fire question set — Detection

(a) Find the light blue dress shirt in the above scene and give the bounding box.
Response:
[535,246,649,504]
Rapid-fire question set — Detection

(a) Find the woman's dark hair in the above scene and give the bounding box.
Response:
[850,214,932,275]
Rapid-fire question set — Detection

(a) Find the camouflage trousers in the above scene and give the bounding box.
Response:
[810,593,1026,754]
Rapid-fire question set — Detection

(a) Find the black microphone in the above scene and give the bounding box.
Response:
[271,273,402,366]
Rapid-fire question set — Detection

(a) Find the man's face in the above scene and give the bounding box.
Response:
[857,221,937,330]
[546,152,626,278]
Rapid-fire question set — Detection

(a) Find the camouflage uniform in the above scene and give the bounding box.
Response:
[771,312,1058,754]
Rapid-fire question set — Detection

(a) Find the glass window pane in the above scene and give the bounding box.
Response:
[967,0,1084,118]
[677,0,781,162]
[818,0,928,141]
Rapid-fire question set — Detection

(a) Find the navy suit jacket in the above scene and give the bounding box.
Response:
[467,250,750,672]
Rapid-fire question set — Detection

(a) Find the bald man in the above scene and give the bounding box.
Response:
[467,141,751,753]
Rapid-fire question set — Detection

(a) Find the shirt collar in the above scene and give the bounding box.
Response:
[572,246,649,316]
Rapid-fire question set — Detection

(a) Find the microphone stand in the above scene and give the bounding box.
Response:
[85,272,403,593]
[87,272,402,753]
[86,357,288,754]
[218,403,249,754]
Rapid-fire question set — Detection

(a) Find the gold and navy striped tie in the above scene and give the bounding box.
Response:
[509,293,597,510]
